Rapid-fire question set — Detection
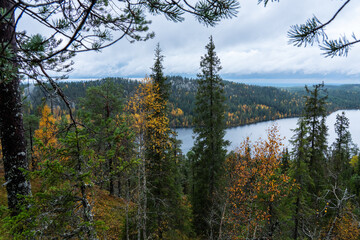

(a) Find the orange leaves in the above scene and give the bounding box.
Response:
[226,125,292,239]
[332,212,360,240]
[127,78,162,132]
[323,204,360,240]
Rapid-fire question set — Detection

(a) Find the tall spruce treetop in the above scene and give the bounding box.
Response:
[289,85,328,239]
[290,118,312,187]
[144,45,183,238]
[150,43,169,100]
[334,112,352,154]
[192,36,228,237]
[194,36,226,136]
[303,83,328,193]
[331,111,353,182]
[304,83,328,166]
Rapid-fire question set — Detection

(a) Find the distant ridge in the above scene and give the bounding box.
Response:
[25,76,360,128]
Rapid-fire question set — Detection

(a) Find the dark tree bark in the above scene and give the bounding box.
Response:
[293,195,300,240]
[0,0,31,215]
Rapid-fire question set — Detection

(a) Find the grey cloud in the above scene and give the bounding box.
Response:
[63,0,360,79]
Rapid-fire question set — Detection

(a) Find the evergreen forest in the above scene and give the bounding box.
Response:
[25,77,360,128]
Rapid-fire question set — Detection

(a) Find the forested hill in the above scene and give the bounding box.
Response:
[168,76,304,127]
[26,76,360,127]
[286,84,360,110]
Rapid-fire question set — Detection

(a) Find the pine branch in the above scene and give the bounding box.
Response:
[320,35,360,57]
[288,16,326,47]
[288,0,355,56]
[257,0,280,7]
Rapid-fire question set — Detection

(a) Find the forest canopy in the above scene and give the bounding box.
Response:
[26,76,360,127]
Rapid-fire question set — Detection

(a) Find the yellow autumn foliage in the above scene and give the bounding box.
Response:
[256,104,269,110]
[325,204,360,240]
[226,125,293,239]
[127,78,171,155]
[33,104,61,169]
[171,108,184,117]
[349,155,358,172]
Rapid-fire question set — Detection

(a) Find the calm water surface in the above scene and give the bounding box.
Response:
[175,110,360,154]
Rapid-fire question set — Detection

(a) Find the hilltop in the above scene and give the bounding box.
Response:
[24,76,360,128]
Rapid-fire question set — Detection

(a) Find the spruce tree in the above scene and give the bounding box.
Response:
[330,112,353,186]
[288,84,329,239]
[289,118,312,239]
[191,36,228,238]
[150,43,170,100]
[145,44,183,238]
[304,83,328,193]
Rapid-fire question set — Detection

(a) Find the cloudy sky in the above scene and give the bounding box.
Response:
[29,0,360,83]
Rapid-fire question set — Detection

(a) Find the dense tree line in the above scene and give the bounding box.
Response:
[25,77,360,129]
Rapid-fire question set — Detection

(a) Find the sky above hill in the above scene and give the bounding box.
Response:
[24,0,360,82]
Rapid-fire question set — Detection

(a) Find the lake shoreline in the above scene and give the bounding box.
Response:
[173,108,360,130]
[176,109,360,154]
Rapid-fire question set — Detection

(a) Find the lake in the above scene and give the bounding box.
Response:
[175,110,360,154]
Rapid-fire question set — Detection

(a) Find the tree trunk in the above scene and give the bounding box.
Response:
[75,130,97,240]
[117,173,122,197]
[125,178,130,240]
[0,0,32,215]
[109,157,114,195]
[293,195,300,240]
[142,158,147,240]
[218,201,227,240]
[137,166,141,240]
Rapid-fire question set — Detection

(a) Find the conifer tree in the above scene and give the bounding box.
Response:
[322,112,357,239]
[192,36,228,238]
[281,148,290,173]
[289,118,312,239]
[79,79,127,195]
[35,126,98,239]
[288,84,329,239]
[145,45,184,238]
[150,43,169,101]
[331,111,353,183]
[304,83,328,193]
[128,77,188,239]
[2,116,99,239]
